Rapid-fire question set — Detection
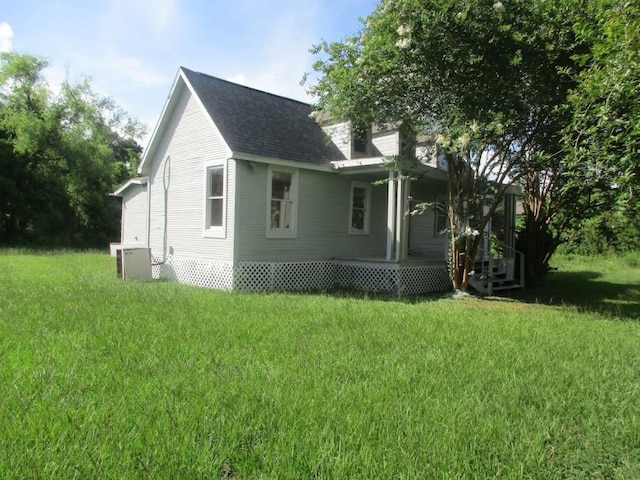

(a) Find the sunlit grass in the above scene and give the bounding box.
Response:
[1,251,638,478]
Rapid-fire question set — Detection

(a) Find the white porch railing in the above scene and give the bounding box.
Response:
[470,233,525,295]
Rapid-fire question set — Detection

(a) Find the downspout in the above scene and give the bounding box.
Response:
[147,155,171,267]
[146,179,151,249]
[161,155,171,263]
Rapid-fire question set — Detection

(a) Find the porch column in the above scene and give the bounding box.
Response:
[386,170,396,261]
[504,193,516,250]
[395,175,403,261]
[401,178,411,260]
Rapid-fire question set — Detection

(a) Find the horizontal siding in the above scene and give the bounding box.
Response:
[372,130,399,157]
[121,186,147,245]
[147,86,234,262]
[235,161,388,262]
[408,181,448,260]
[322,121,351,159]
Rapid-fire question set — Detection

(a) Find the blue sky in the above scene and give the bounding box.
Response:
[1,0,378,143]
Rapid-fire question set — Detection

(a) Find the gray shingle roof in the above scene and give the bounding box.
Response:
[181,67,345,165]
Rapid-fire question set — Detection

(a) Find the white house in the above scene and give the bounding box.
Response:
[112,67,520,294]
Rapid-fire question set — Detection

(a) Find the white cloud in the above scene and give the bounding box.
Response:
[0,22,13,52]
[105,0,177,36]
[102,54,170,87]
[227,74,247,85]
[216,2,319,102]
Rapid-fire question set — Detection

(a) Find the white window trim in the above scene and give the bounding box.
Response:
[351,124,372,158]
[434,193,448,237]
[203,159,227,238]
[349,181,371,235]
[266,165,298,239]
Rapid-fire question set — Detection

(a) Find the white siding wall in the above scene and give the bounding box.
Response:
[235,161,388,262]
[324,121,400,159]
[408,181,449,260]
[147,86,234,262]
[322,121,351,159]
[372,130,399,157]
[121,186,147,246]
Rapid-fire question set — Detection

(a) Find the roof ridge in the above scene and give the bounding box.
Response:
[180,66,312,107]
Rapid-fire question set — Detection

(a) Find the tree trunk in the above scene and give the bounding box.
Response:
[518,214,561,284]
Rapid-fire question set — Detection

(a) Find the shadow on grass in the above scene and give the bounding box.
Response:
[502,270,640,320]
[281,287,447,305]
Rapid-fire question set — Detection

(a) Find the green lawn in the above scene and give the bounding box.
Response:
[1,251,638,479]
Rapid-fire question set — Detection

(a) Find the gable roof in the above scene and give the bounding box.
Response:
[180,68,345,165]
[111,177,148,196]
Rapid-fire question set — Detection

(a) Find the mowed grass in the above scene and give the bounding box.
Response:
[0,252,638,478]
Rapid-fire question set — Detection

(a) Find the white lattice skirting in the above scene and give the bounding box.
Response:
[151,254,450,294]
[152,254,234,290]
[235,261,336,291]
[336,261,450,294]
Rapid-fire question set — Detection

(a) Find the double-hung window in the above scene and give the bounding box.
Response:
[267,165,298,238]
[434,193,448,236]
[349,181,371,234]
[204,161,226,237]
[352,125,371,157]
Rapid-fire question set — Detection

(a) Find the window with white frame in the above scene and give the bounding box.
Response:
[267,165,298,238]
[349,181,371,234]
[352,125,370,157]
[434,193,448,236]
[204,162,225,237]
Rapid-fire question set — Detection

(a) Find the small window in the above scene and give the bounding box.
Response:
[434,193,448,236]
[267,166,298,238]
[204,162,226,237]
[352,125,370,156]
[349,181,371,234]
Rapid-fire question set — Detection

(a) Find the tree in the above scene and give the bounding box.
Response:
[308,0,583,291]
[0,52,144,247]
[517,0,640,277]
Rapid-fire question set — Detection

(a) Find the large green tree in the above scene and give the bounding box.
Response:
[308,0,583,291]
[0,52,144,247]
[517,0,640,275]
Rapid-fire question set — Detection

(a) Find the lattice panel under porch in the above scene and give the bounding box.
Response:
[235,261,336,292]
[156,255,233,290]
[399,265,450,294]
[335,262,401,292]
[151,252,163,279]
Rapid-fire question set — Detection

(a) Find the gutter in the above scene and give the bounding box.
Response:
[230,151,336,173]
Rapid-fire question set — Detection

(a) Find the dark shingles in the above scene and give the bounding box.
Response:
[181,67,345,164]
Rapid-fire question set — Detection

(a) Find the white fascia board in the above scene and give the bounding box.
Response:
[137,68,233,174]
[180,69,233,160]
[230,152,336,173]
[111,177,148,196]
[330,157,386,170]
[137,71,185,174]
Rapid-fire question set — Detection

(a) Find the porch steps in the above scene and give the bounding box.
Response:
[469,261,524,294]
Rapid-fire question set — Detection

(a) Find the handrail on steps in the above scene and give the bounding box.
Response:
[475,235,525,295]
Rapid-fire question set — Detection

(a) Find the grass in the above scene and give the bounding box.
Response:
[0,251,638,478]
[511,251,640,320]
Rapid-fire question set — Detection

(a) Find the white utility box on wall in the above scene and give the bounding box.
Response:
[116,247,152,281]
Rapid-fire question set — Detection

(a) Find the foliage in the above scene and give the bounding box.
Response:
[308,0,584,290]
[558,204,640,256]
[565,0,640,208]
[517,0,640,281]
[0,52,145,248]
[1,251,639,478]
